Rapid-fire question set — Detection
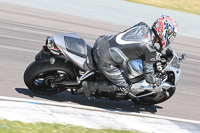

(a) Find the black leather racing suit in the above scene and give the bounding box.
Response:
[93,22,157,88]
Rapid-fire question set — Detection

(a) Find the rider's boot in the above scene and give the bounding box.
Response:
[82,81,139,101]
[82,81,118,98]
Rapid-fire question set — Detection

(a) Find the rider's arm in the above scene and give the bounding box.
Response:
[142,43,157,84]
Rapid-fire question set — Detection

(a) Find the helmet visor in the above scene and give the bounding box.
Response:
[167,26,177,44]
[168,32,176,44]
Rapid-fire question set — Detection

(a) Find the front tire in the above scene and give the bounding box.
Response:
[133,87,176,105]
[24,60,75,95]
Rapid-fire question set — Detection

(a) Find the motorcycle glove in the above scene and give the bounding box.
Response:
[145,72,155,84]
[146,73,162,87]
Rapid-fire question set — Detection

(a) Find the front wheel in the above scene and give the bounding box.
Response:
[133,87,176,105]
[24,60,75,95]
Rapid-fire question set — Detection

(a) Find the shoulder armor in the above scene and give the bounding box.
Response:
[115,22,153,45]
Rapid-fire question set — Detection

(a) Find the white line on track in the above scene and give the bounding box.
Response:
[0,96,199,125]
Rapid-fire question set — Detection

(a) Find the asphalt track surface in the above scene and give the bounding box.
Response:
[0,2,200,121]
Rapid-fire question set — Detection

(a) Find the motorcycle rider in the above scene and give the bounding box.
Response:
[83,15,178,98]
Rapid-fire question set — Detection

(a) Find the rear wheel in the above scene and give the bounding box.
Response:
[133,87,176,105]
[24,60,75,95]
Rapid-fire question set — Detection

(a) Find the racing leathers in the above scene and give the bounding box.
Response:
[93,22,157,90]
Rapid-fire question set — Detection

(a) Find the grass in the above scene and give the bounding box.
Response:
[126,0,200,15]
[0,119,141,133]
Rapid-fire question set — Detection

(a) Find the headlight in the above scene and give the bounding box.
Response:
[170,57,180,68]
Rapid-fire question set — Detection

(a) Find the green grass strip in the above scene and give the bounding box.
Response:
[126,0,200,15]
[0,119,141,133]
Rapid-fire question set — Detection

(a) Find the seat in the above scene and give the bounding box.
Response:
[64,33,96,71]
[64,35,87,58]
[85,45,97,71]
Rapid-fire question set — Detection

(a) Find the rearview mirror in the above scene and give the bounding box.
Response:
[179,53,186,61]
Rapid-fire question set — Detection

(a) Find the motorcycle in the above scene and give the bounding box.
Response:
[24,33,186,105]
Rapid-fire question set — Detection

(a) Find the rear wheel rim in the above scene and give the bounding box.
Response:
[32,70,71,93]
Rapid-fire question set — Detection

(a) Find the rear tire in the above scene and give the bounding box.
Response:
[24,60,75,95]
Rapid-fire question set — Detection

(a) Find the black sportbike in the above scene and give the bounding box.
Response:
[24,33,186,105]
